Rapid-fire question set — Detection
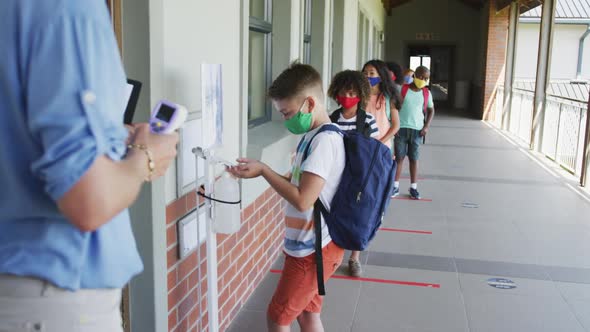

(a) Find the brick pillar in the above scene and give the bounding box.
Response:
[482,0,510,120]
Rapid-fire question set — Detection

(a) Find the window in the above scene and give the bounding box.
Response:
[371,26,378,60]
[303,0,312,64]
[249,0,273,127]
[410,55,431,71]
[357,12,366,69]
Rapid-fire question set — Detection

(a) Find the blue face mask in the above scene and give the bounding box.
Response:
[404,76,413,84]
[368,77,381,87]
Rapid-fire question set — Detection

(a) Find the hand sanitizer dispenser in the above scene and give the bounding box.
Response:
[213,172,241,234]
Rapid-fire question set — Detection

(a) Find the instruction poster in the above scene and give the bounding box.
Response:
[201,64,223,148]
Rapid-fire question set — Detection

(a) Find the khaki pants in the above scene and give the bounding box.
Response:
[0,275,123,332]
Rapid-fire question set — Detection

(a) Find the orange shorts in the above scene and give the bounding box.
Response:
[267,241,344,326]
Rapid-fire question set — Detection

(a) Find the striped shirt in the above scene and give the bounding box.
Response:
[284,124,345,257]
[335,112,379,138]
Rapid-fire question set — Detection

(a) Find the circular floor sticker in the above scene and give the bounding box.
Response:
[461,202,479,209]
[487,278,516,289]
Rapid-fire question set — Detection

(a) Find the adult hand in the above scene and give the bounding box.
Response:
[228,158,267,179]
[420,127,429,137]
[125,124,136,145]
[130,123,179,180]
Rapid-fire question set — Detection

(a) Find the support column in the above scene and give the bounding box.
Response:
[531,0,557,151]
[121,0,169,331]
[502,1,519,130]
[581,95,590,186]
[482,0,509,120]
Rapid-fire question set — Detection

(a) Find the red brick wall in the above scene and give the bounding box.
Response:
[482,0,510,120]
[166,188,286,332]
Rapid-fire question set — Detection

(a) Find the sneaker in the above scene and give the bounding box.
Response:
[391,187,400,198]
[409,187,421,200]
[348,259,362,277]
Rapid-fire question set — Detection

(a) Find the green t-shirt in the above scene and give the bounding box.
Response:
[399,89,434,130]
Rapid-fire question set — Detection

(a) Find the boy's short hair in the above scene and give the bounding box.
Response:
[415,66,430,76]
[327,70,371,109]
[268,63,324,102]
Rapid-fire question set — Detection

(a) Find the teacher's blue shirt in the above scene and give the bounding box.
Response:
[0,0,143,290]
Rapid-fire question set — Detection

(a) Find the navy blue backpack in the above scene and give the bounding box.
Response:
[302,125,396,295]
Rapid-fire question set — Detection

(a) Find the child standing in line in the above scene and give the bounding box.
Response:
[393,65,435,200]
[362,60,401,149]
[327,70,378,277]
[403,68,415,85]
[386,61,405,94]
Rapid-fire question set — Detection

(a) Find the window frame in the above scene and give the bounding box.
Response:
[105,0,123,54]
[248,0,273,127]
[302,0,312,64]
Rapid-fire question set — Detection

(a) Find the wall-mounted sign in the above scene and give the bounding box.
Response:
[201,64,223,149]
[415,33,440,41]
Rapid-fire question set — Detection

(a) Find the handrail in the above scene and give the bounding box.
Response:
[581,94,590,186]
[511,87,535,94]
[546,94,589,107]
[511,87,588,107]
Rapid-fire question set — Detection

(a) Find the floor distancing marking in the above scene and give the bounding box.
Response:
[270,269,441,288]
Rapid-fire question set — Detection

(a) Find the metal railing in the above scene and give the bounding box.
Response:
[542,95,588,174]
[491,86,589,177]
[509,88,534,145]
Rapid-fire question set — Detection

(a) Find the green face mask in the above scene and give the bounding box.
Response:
[284,98,313,134]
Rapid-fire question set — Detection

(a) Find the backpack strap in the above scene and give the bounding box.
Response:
[314,200,326,296]
[301,125,340,296]
[401,84,410,100]
[422,89,430,144]
[356,109,369,137]
[385,95,391,121]
[329,109,341,124]
[302,125,341,162]
[422,89,429,115]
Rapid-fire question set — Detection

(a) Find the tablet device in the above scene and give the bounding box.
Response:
[124,79,142,124]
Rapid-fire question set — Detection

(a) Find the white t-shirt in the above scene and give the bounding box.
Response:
[283,123,345,257]
[336,112,380,138]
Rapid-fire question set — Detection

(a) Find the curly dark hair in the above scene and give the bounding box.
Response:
[362,59,402,110]
[327,70,371,109]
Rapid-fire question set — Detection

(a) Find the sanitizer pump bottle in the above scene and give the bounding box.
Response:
[213,172,241,234]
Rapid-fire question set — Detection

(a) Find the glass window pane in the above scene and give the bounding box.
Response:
[250,0,266,20]
[410,56,421,71]
[422,56,431,70]
[304,0,312,35]
[249,31,267,122]
[304,42,311,64]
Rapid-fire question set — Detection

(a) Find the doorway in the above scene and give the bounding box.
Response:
[407,45,455,109]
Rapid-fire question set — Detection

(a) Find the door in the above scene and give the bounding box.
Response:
[408,45,455,109]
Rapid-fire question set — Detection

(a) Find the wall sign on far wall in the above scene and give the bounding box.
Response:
[415,33,440,41]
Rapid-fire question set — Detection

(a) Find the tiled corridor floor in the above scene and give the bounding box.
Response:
[228,112,590,332]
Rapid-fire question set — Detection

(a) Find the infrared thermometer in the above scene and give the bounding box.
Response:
[150,100,188,134]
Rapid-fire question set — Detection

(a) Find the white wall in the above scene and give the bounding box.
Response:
[359,0,386,32]
[515,22,590,80]
[161,0,244,202]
